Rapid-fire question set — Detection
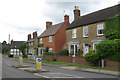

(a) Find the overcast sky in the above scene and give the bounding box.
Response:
[0,0,119,43]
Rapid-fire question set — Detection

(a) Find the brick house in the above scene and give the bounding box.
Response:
[27,31,38,56]
[38,15,69,55]
[66,5,120,57]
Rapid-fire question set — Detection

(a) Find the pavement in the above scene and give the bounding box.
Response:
[4,55,120,77]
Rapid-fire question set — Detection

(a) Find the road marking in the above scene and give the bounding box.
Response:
[34,73,50,78]
[34,72,83,79]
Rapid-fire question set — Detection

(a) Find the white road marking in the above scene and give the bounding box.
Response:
[34,73,50,78]
[34,72,83,78]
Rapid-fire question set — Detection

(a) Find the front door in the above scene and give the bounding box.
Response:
[83,45,89,56]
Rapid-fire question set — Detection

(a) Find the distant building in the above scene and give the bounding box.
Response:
[10,40,25,57]
[27,31,38,55]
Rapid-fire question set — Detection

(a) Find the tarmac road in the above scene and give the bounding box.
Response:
[2,55,119,80]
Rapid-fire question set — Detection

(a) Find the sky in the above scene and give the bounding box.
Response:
[0,0,119,43]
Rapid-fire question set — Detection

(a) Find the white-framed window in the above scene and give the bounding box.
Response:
[40,38,43,43]
[72,29,77,38]
[49,48,53,52]
[97,23,104,36]
[49,36,52,42]
[83,26,88,37]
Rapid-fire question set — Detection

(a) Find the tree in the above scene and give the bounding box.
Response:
[2,41,10,54]
[18,42,27,57]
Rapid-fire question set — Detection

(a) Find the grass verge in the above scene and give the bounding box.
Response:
[42,60,67,64]
[67,63,120,72]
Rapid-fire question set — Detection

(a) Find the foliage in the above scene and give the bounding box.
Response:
[37,44,43,47]
[46,52,54,55]
[85,50,100,66]
[104,14,120,40]
[96,39,120,59]
[44,47,49,52]
[58,49,69,56]
[52,58,56,61]
[106,52,120,61]
[35,48,38,55]
[2,41,10,54]
[18,42,27,57]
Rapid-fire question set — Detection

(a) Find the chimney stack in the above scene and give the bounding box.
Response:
[11,39,13,48]
[73,6,80,20]
[33,31,37,39]
[46,21,52,29]
[28,34,31,40]
[64,14,69,25]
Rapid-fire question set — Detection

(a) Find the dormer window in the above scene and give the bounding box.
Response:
[97,23,104,36]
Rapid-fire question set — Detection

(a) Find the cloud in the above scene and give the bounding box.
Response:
[0,0,119,43]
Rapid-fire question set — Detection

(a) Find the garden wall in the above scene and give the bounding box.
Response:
[43,54,72,63]
[43,55,120,70]
[105,59,120,69]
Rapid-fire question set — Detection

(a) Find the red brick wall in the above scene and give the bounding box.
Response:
[54,24,68,53]
[105,59,120,69]
[38,36,56,53]
[75,56,91,65]
[43,55,72,63]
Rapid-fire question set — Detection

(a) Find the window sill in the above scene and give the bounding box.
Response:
[97,34,104,37]
[83,36,88,38]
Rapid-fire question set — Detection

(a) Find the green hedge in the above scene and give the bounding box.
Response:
[58,49,69,56]
[96,39,120,59]
[104,14,120,40]
[46,52,54,55]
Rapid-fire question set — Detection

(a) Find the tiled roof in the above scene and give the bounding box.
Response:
[66,4,120,30]
[11,41,25,49]
[39,22,65,38]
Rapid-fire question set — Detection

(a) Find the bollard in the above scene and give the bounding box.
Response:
[18,56,23,66]
[36,58,41,70]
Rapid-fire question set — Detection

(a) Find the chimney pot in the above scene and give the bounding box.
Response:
[64,14,69,25]
[73,6,80,20]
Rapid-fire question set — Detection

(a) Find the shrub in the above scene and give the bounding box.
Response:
[96,39,120,59]
[107,52,120,61]
[52,58,56,61]
[58,49,69,56]
[37,44,43,47]
[45,47,49,52]
[85,50,100,66]
[46,52,54,55]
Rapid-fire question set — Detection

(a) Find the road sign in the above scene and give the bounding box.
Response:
[36,58,41,69]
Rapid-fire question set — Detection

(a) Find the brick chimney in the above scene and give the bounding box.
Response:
[64,14,69,26]
[11,39,13,48]
[46,21,52,29]
[28,34,31,40]
[73,6,80,20]
[33,31,37,39]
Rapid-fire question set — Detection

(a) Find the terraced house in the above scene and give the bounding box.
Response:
[27,31,38,56]
[66,5,120,57]
[38,15,70,55]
